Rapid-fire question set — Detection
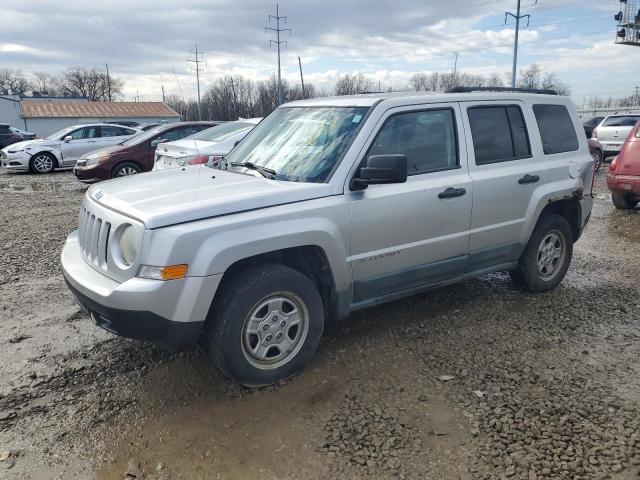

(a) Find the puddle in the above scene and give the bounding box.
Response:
[0,181,82,193]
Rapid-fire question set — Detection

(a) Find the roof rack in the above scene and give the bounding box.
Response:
[445,86,558,95]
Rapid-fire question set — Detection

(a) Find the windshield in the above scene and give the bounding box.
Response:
[120,127,165,146]
[45,126,76,140]
[223,107,369,183]
[188,122,253,142]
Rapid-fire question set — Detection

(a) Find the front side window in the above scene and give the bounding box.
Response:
[67,128,86,140]
[533,104,579,155]
[468,105,531,165]
[368,109,458,175]
[223,106,369,183]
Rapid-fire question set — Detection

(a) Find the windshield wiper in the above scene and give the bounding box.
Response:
[229,161,276,178]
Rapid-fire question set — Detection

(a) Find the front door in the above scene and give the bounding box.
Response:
[461,101,545,270]
[60,126,100,165]
[347,104,472,304]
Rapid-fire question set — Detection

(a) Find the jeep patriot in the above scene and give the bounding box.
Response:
[61,88,594,386]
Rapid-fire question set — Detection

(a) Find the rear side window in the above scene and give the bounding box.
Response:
[533,104,579,155]
[468,105,531,165]
[368,108,458,175]
[101,125,128,137]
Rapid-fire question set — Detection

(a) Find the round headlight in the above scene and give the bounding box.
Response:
[116,224,138,267]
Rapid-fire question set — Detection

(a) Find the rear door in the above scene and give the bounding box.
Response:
[596,115,640,154]
[461,101,544,270]
[347,103,473,303]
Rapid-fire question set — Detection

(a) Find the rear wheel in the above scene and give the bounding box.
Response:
[29,152,56,174]
[611,192,636,209]
[510,213,573,293]
[591,149,603,172]
[111,161,141,178]
[206,264,325,387]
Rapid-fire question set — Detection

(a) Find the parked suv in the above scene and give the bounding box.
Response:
[592,114,640,157]
[0,124,35,148]
[73,121,218,183]
[1,124,138,173]
[61,89,594,387]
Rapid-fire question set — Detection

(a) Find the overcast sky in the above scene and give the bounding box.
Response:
[1,0,637,104]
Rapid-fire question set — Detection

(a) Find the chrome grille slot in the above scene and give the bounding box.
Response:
[78,204,110,268]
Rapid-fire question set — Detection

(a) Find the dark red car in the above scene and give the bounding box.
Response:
[73,121,218,183]
[606,121,640,209]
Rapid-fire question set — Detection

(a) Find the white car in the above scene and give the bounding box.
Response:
[0,123,139,174]
[153,118,261,170]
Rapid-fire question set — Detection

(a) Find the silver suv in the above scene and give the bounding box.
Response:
[61,89,594,386]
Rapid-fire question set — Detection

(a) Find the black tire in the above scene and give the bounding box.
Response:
[611,192,636,210]
[206,264,325,387]
[510,213,573,293]
[29,152,57,174]
[591,149,603,172]
[111,161,141,179]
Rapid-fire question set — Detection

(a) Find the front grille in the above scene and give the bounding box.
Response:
[78,205,111,269]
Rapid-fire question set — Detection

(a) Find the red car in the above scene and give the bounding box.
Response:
[73,121,218,183]
[606,121,640,209]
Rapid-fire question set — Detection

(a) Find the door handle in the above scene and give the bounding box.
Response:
[518,174,540,184]
[438,187,466,199]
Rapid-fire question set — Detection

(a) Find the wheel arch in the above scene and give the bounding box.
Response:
[30,150,60,168]
[538,198,582,242]
[212,246,339,324]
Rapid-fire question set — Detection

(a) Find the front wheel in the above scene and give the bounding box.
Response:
[111,161,141,178]
[510,213,573,293]
[29,152,56,174]
[206,264,325,387]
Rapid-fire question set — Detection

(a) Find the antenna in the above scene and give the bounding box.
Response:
[265,4,291,106]
[187,44,206,120]
[505,0,538,88]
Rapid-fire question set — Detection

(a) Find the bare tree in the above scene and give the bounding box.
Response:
[32,71,61,96]
[335,73,375,96]
[0,69,33,95]
[59,67,123,101]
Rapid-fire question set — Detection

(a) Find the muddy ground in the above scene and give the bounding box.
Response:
[0,167,639,480]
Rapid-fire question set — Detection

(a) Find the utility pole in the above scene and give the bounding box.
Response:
[298,56,305,98]
[505,0,537,88]
[452,51,460,86]
[105,62,112,102]
[161,85,165,103]
[265,4,291,106]
[187,44,205,120]
[635,86,639,104]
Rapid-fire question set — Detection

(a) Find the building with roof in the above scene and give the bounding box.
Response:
[0,95,180,136]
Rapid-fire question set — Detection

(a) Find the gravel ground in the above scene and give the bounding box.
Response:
[0,167,639,480]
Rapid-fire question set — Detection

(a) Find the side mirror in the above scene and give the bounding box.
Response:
[351,154,407,190]
[234,140,240,147]
[63,136,73,142]
[150,138,167,148]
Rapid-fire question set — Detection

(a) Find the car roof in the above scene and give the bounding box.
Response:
[285,91,565,108]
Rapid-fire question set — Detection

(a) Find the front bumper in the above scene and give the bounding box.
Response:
[61,230,222,350]
[73,162,108,184]
[1,150,30,172]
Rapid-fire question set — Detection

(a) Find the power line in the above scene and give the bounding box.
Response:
[265,4,291,106]
[187,43,205,120]
[505,0,538,88]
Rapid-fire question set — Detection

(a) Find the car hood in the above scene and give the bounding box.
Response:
[87,166,332,229]
[83,144,131,159]
[156,139,232,158]
[4,139,59,151]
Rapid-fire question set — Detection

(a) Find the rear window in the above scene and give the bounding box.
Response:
[533,104,579,155]
[603,116,640,127]
[468,105,531,165]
